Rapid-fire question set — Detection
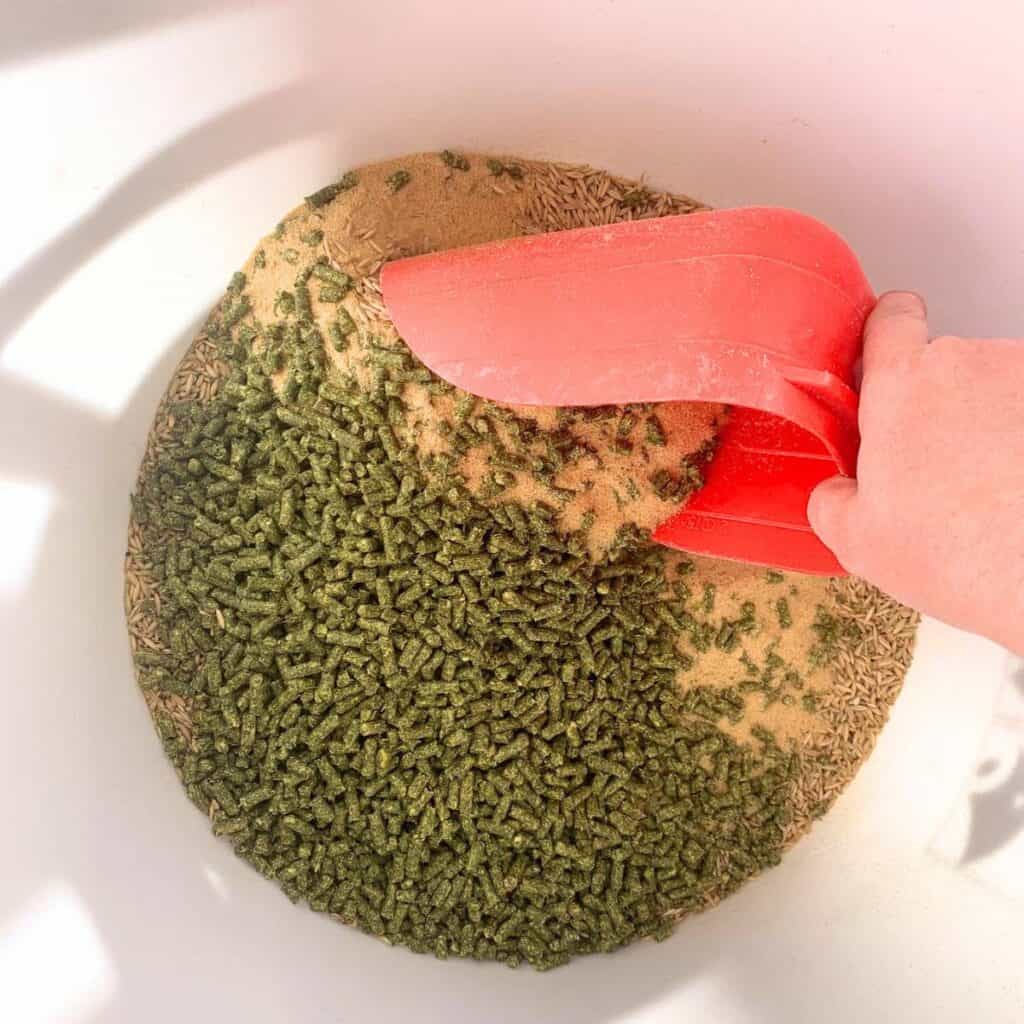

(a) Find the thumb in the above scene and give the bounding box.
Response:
[862,290,929,378]
[807,476,861,571]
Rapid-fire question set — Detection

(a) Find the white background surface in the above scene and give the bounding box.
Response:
[1,2,1023,1022]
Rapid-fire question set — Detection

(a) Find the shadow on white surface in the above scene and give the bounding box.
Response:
[932,654,1024,907]
[0,0,256,68]
[962,747,1024,867]
[2,3,1024,1023]
[0,77,338,365]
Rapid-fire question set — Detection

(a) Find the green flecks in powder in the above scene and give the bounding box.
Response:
[312,263,351,294]
[440,150,470,171]
[681,458,705,488]
[649,469,688,502]
[386,170,412,193]
[283,248,300,265]
[736,640,808,711]
[765,569,785,584]
[776,598,793,630]
[713,602,757,654]
[318,284,346,303]
[808,607,861,667]
[616,412,637,438]
[486,158,524,179]
[300,229,324,247]
[254,250,267,270]
[305,171,359,209]
[129,272,797,972]
[645,415,667,447]
[648,444,707,503]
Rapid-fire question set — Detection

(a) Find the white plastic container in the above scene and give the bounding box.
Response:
[2,3,1023,1022]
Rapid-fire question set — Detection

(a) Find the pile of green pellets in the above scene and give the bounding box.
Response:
[131,267,797,969]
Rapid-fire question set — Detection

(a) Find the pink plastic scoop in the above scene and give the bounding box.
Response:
[380,207,874,575]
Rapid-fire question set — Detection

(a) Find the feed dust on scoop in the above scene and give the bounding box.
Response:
[124,152,917,969]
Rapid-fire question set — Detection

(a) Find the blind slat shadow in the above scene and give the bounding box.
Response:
[0,78,338,358]
[0,0,256,69]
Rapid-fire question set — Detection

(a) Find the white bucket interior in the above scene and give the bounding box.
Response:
[2,3,1023,1021]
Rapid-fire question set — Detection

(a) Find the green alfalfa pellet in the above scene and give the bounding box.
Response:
[304,171,358,209]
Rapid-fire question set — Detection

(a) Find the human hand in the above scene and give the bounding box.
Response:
[808,291,1024,654]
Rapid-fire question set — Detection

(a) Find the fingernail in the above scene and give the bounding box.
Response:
[879,290,927,318]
